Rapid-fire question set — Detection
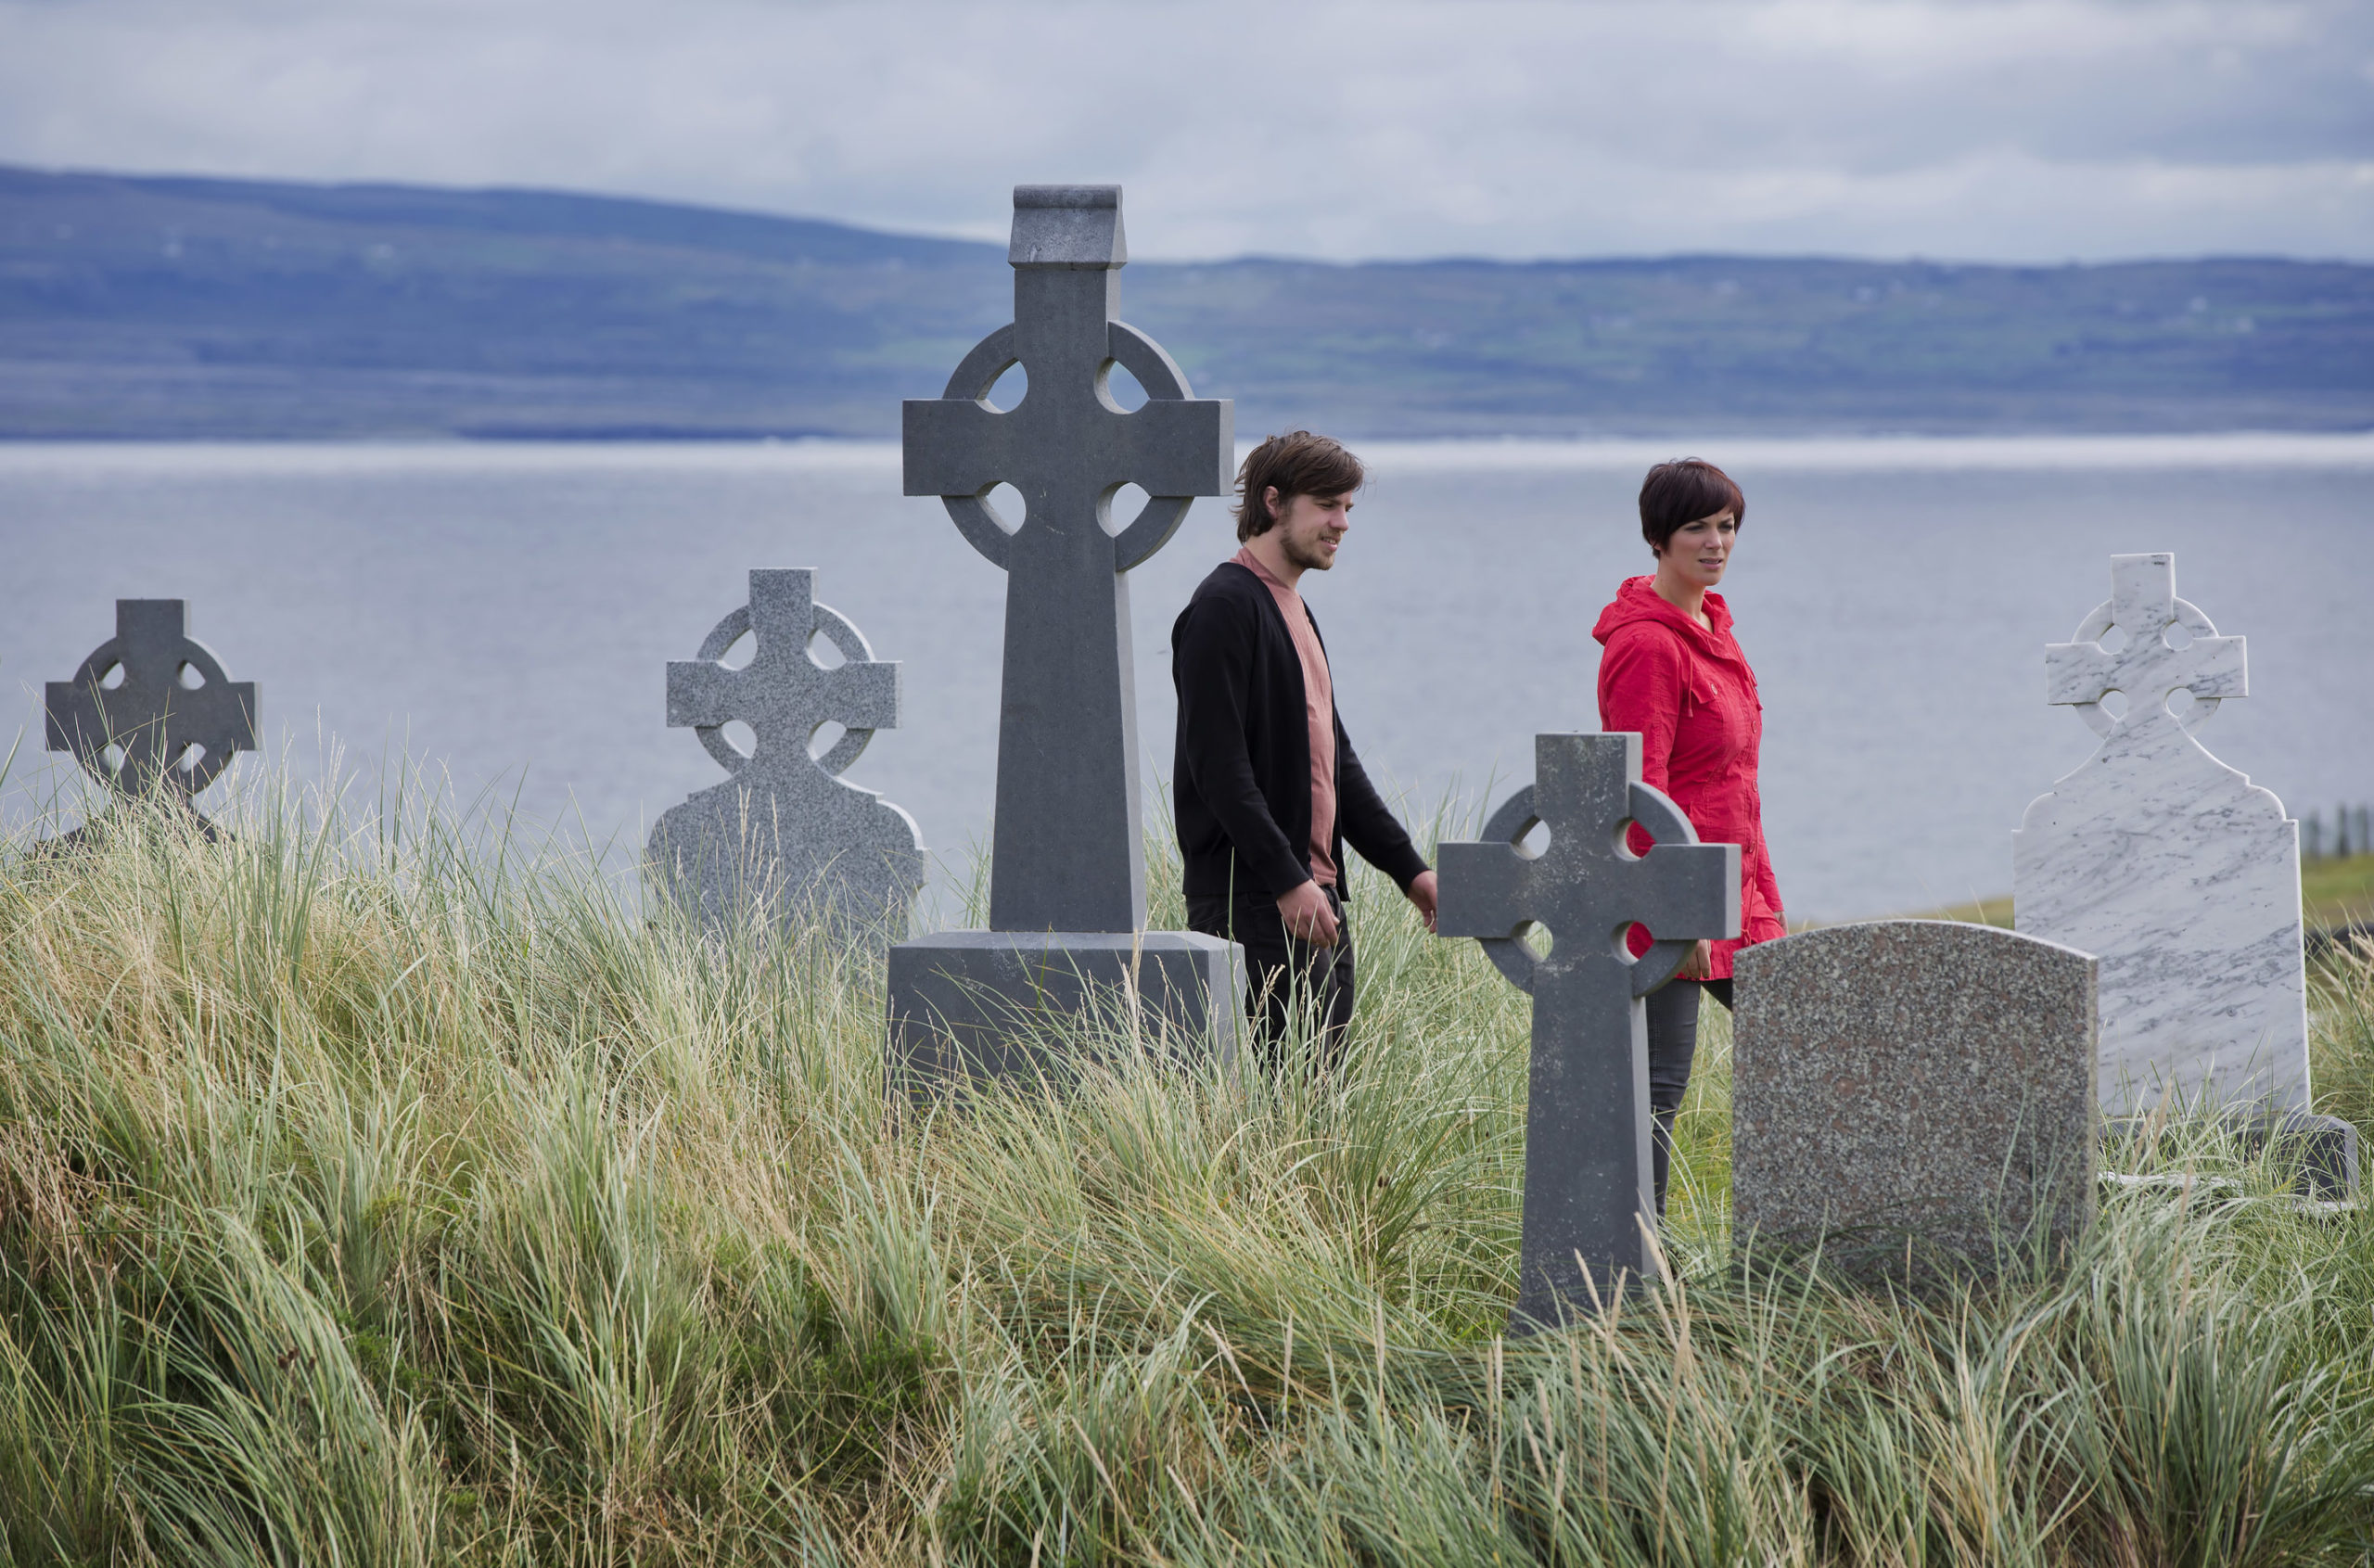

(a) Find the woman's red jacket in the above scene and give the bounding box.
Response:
[1593,576,1787,980]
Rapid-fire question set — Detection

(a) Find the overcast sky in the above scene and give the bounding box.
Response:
[2,0,2368,261]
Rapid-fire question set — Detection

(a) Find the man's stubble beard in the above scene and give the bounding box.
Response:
[1282,528,1335,573]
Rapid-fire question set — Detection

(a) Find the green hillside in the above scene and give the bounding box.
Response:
[5,166,2371,439]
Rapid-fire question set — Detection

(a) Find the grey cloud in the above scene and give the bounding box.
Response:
[0,0,2368,260]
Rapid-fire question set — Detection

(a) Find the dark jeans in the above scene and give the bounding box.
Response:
[1645,976,1733,1216]
[1185,884,1355,1074]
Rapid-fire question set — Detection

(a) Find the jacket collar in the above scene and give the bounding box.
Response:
[1592,575,1740,661]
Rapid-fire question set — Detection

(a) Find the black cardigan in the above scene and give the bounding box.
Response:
[1170,561,1430,901]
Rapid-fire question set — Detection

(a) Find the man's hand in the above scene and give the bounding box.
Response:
[1406,869,1439,934]
[1277,880,1339,946]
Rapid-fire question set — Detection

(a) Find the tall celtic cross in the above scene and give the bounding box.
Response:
[46,599,257,812]
[904,185,1233,933]
[1437,733,1739,1325]
[2043,552,2245,742]
[647,568,924,937]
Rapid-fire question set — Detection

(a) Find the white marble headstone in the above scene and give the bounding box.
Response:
[2012,553,2309,1115]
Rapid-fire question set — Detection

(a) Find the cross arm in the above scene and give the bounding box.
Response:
[1104,396,1232,498]
[2045,631,2246,707]
[44,678,258,754]
[174,682,259,751]
[2043,640,2120,707]
[44,681,104,754]
[824,661,900,733]
[2176,634,2246,699]
[1624,842,1742,945]
[665,660,737,729]
[902,398,1013,499]
[1436,840,1536,940]
[1102,321,1233,498]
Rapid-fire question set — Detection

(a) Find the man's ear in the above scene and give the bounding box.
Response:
[1261,485,1283,523]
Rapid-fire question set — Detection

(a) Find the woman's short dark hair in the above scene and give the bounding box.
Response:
[1233,430,1364,542]
[1639,458,1746,552]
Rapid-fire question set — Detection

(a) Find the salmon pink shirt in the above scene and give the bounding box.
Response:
[1233,545,1338,886]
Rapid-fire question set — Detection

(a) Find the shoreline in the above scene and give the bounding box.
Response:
[4,427,2374,474]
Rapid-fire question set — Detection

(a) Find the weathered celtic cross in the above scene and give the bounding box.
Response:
[904,185,1233,933]
[665,568,900,778]
[45,599,257,812]
[647,568,924,937]
[2043,552,2245,740]
[1437,733,1739,1325]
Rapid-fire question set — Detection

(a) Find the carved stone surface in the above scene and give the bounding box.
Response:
[45,599,257,813]
[2012,553,2311,1115]
[1436,733,1740,1325]
[889,185,1241,1086]
[887,931,1242,1089]
[1733,922,2098,1282]
[902,184,1233,935]
[645,568,924,939]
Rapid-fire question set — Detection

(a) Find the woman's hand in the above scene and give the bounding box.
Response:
[1677,938,1714,981]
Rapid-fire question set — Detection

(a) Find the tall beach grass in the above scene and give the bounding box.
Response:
[3,769,2372,1565]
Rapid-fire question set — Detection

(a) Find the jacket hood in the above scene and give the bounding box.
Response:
[1592,576,1737,655]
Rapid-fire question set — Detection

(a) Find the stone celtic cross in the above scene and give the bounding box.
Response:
[646,568,924,937]
[2044,552,2245,741]
[904,185,1233,933]
[665,568,899,777]
[1437,733,1739,1325]
[45,599,257,810]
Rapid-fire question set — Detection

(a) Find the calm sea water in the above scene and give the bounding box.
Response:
[4,435,2371,923]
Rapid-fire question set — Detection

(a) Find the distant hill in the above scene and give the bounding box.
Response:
[4,165,2370,439]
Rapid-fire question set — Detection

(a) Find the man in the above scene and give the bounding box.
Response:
[1171,430,1439,1070]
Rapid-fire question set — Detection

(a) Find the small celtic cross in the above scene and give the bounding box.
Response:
[45,599,258,809]
[666,568,899,779]
[903,185,1233,934]
[1437,733,1739,1324]
[2045,553,2245,742]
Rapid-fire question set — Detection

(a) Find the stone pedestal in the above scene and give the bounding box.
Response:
[2107,1110,2360,1202]
[2241,1112,2360,1201]
[887,931,1242,1092]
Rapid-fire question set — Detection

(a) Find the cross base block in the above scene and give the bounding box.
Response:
[2106,1109,2359,1202]
[887,930,1243,1095]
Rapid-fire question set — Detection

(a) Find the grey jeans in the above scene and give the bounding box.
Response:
[1645,976,1733,1215]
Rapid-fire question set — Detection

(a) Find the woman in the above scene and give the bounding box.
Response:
[1592,457,1786,1216]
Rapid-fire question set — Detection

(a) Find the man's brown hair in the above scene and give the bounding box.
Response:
[1639,458,1746,552]
[1232,431,1365,542]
